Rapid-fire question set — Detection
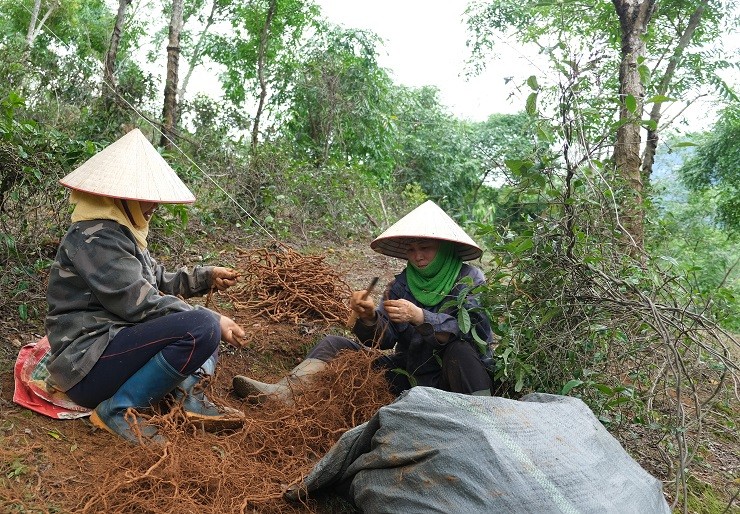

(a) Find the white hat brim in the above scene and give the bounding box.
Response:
[371,200,483,261]
[60,128,195,203]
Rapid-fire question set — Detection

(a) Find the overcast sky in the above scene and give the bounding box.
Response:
[314,0,535,121]
[314,0,738,130]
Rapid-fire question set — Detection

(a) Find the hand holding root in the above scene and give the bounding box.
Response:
[383,299,424,325]
[350,289,377,323]
[220,315,246,348]
[212,267,239,291]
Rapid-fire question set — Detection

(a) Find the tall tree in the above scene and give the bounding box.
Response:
[103,0,132,110]
[23,0,57,59]
[205,0,316,144]
[612,0,656,247]
[389,85,475,209]
[1,0,112,95]
[466,0,737,248]
[161,0,184,149]
[251,0,277,149]
[640,0,712,179]
[284,27,394,172]
[177,0,225,108]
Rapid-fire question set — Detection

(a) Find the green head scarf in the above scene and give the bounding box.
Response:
[406,241,463,307]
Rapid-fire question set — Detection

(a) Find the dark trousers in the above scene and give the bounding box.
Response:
[307,335,492,395]
[66,309,220,408]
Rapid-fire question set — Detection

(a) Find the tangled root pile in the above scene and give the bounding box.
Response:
[49,349,394,513]
[223,245,352,325]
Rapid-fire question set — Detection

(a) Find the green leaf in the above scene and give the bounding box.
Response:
[645,95,675,104]
[501,347,512,373]
[606,396,632,408]
[471,326,489,354]
[625,94,637,113]
[537,125,554,143]
[642,118,658,131]
[561,379,583,395]
[458,307,471,333]
[514,369,525,392]
[505,159,526,174]
[514,238,533,254]
[638,63,651,84]
[593,383,614,395]
[539,308,560,324]
[525,92,538,115]
[392,367,417,387]
[526,75,539,91]
[659,255,679,266]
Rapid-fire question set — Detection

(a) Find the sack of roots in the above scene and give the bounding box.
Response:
[287,387,670,514]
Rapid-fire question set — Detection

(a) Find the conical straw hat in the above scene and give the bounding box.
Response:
[371,200,482,261]
[60,128,195,203]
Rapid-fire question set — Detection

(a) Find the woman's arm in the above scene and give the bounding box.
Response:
[351,281,406,350]
[151,255,213,298]
[153,258,239,299]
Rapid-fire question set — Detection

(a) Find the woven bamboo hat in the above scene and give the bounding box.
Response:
[370,200,483,261]
[59,128,195,203]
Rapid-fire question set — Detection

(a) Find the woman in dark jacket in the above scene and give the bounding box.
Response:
[46,128,246,444]
[233,200,493,402]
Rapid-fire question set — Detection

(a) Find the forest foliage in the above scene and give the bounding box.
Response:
[1,0,739,512]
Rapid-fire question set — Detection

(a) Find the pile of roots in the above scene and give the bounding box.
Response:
[47,349,393,513]
[223,245,352,325]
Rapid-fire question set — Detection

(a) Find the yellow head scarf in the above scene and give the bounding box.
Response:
[69,190,149,248]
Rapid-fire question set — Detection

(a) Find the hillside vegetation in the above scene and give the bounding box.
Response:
[1,0,738,512]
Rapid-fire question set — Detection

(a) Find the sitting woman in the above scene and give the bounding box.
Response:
[233,200,493,402]
[45,128,246,444]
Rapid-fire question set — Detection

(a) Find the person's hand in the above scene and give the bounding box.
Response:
[212,267,239,291]
[384,299,424,325]
[350,289,376,323]
[220,315,246,348]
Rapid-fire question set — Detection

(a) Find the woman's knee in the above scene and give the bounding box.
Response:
[162,310,221,370]
[445,339,477,358]
[185,309,221,349]
[441,340,486,375]
[307,335,361,361]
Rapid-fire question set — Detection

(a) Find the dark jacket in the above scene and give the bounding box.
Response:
[45,219,216,391]
[353,263,492,385]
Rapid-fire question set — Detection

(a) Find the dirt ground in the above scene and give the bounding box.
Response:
[0,240,737,513]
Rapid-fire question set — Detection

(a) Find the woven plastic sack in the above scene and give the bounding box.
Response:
[295,387,670,514]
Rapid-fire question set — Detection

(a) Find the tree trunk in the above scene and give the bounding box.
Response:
[251,0,277,150]
[177,0,219,110]
[161,0,185,150]
[23,0,58,62]
[103,0,132,110]
[25,0,42,47]
[641,0,708,182]
[612,0,656,250]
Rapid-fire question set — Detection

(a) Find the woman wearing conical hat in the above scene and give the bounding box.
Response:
[45,128,246,444]
[233,200,494,402]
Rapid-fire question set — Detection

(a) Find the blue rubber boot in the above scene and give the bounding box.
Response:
[90,352,186,445]
[174,355,245,432]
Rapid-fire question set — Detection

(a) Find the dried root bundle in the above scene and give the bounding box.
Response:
[225,244,352,325]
